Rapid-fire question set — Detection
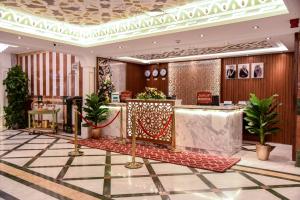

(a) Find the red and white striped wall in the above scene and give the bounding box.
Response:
[17,51,83,98]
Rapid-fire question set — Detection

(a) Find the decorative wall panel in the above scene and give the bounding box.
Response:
[221,53,295,145]
[168,59,221,105]
[96,57,112,92]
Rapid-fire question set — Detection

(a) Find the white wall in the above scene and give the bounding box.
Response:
[0,53,12,128]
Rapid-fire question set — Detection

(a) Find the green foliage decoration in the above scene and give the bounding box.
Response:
[82,93,109,126]
[3,65,29,129]
[244,93,281,145]
[136,87,166,100]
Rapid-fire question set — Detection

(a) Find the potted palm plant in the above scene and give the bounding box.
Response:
[244,93,281,160]
[82,93,109,139]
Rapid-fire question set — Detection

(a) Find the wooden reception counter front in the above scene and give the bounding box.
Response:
[101,102,243,155]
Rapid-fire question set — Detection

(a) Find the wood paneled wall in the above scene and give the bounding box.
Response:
[145,63,169,95]
[221,53,295,145]
[126,63,146,97]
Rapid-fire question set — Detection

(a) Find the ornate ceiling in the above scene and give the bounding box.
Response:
[0,0,196,25]
[132,41,274,60]
[0,0,288,47]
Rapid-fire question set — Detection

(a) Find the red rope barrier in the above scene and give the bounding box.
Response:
[137,114,173,139]
[78,111,120,129]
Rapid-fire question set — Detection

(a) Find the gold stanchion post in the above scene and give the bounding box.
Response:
[118,106,126,145]
[68,110,84,156]
[125,115,143,169]
[170,112,180,153]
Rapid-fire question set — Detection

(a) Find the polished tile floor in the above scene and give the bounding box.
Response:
[0,130,300,200]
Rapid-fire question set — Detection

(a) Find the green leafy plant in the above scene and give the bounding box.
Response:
[136,87,166,100]
[3,65,28,129]
[244,93,281,145]
[82,93,109,126]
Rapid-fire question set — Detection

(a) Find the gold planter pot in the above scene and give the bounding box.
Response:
[91,128,101,139]
[256,144,272,161]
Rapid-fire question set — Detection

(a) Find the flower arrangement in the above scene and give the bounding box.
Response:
[136,87,166,100]
[98,78,115,103]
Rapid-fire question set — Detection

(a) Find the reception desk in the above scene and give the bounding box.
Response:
[101,102,243,155]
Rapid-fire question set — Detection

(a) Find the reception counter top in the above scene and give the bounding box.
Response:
[101,102,243,155]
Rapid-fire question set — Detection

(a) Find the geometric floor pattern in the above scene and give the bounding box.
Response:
[0,130,300,200]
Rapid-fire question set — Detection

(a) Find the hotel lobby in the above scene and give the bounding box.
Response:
[0,0,300,199]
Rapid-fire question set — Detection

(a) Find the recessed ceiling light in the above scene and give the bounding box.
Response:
[152,41,157,44]
[17,36,22,39]
[118,46,123,49]
[200,34,204,38]
[253,25,260,29]
[266,37,271,40]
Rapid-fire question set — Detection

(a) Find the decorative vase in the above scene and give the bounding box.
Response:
[91,128,101,139]
[256,144,272,161]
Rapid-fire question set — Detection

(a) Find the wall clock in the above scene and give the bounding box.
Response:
[160,68,167,77]
[152,68,159,78]
[144,70,151,78]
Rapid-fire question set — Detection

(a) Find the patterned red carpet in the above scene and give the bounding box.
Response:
[75,138,240,172]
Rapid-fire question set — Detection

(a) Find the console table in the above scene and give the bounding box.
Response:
[28,109,60,134]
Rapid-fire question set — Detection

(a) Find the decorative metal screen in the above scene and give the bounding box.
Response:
[168,59,221,105]
[96,57,112,91]
[126,100,175,145]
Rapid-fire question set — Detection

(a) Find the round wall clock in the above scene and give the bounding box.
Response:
[144,70,151,78]
[160,68,167,77]
[152,69,159,78]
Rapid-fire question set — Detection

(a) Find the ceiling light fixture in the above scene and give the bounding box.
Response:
[17,36,22,39]
[253,25,260,29]
[266,37,271,40]
[153,41,157,44]
[118,46,123,49]
[200,34,204,38]
[117,42,288,64]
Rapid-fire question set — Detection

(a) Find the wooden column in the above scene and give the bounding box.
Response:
[294,32,300,161]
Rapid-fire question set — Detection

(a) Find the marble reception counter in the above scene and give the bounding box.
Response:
[101,103,243,155]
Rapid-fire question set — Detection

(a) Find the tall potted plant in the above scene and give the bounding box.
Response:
[82,93,109,139]
[244,93,281,160]
[3,65,28,129]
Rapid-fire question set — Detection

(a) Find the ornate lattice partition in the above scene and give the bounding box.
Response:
[126,99,175,145]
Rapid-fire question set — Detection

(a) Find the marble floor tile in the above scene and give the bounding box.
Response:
[18,143,50,150]
[41,149,72,157]
[223,189,279,200]
[50,143,74,149]
[111,177,158,195]
[64,179,104,194]
[2,157,32,166]
[3,149,41,158]
[30,156,69,167]
[246,173,300,186]
[115,195,162,200]
[0,144,19,150]
[151,163,192,175]
[71,155,106,165]
[111,155,144,164]
[0,175,58,200]
[169,192,220,200]
[79,148,107,156]
[10,134,36,139]
[159,175,210,191]
[203,172,257,189]
[110,165,150,177]
[28,138,56,144]
[64,165,105,178]
[30,167,63,178]
[0,139,30,144]
[273,187,300,200]
[55,139,70,143]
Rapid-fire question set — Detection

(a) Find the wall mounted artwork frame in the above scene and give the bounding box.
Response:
[238,64,250,79]
[225,64,236,79]
[251,63,264,79]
